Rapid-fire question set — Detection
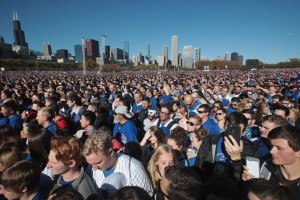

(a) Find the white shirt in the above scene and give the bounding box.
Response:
[92,154,153,195]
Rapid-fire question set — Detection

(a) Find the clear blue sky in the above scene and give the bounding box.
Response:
[0,0,299,64]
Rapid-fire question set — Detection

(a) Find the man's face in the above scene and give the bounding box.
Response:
[187,117,201,133]
[134,94,142,103]
[80,116,90,129]
[281,100,290,108]
[47,150,70,176]
[159,108,170,122]
[109,85,115,93]
[260,121,276,138]
[114,98,121,107]
[221,89,228,97]
[273,110,287,119]
[231,102,239,109]
[67,100,75,108]
[191,93,200,102]
[0,107,10,117]
[0,93,6,100]
[214,86,221,93]
[197,108,208,119]
[36,111,47,125]
[270,138,299,166]
[0,186,21,200]
[142,100,150,110]
[85,152,113,171]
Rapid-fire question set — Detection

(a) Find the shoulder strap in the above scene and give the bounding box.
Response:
[166,120,176,129]
[157,119,161,127]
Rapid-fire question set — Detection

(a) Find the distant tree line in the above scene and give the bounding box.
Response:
[0,58,299,71]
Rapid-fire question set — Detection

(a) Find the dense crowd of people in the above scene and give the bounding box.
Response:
[0,68,300,200]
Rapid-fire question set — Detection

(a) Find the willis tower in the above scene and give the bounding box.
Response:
[13,11,28,48]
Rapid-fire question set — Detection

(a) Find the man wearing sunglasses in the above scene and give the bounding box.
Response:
[197,104,220,135]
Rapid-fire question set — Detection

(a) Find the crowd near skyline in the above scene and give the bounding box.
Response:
[0,0,299,64]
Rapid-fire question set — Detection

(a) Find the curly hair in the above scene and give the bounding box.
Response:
[167,127,187,150]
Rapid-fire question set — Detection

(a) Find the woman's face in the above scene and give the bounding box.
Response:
[172,104,179,112]
[149,134,158,145]
[190,132,202,150]
[263,107,270,115]
[216,110,226,121]
[156,152,174,177]
[167,138,181,151]
[176,111,185,119]
[213,104,221,112]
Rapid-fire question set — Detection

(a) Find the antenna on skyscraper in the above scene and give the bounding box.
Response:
[82,37,86,75]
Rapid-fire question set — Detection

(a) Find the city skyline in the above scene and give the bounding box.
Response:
[0,0,299,64]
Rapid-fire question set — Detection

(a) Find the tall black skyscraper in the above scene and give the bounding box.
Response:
[12,11,28,48]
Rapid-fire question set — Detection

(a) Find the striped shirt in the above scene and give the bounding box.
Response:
[92,154,153,195]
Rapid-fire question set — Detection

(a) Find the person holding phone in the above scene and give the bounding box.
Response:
[242,125,300,200]
[195,112,258,182]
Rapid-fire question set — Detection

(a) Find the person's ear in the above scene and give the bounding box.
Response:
[22,187,27,193]
[68,160,77,168]
[296,151,300,159]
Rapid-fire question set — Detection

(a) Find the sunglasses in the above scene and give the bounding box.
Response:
[197,110,206,114]
[216,113,223,116]
[186,121,197,126]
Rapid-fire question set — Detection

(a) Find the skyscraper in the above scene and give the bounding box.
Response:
[225,52,230,60]
[56,49,68,59]
[172,35,178,67]
[182,46,193,68]
[43,43,52,57]
[12,11,28,48]
[194,48,201,62]
[238,55,243,64]
[74,44,83,63]
[111,48,124,60]
[231,52,238,61]
[123,41,129,60]
[105,45,110,61]
[164,45,168,63]
[85,39,99,60]
[146,43,150,59]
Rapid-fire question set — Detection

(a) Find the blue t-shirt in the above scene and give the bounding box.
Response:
[203,118,221,135]
[113,120,138,144]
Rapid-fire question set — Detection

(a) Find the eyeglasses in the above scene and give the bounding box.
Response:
[186,121,197,126]
[197,110,206,114]
[160,111,169,115]
[216,113,223,116]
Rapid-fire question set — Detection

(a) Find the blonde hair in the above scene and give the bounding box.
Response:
[82,129,113,156]
[147,144,178,187]
[289,107,300,121]
[177,106,189,118]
